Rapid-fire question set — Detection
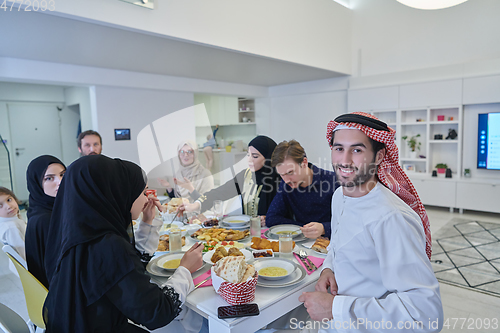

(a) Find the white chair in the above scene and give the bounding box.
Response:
[3,252,47,333]
[0,303,30,333]
[2,245,27,269]
[2,244,27,277]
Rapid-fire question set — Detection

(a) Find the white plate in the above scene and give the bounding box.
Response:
[147,251,204,277]
[160,221,184,231]
[254,258,296,280]
[203,248,253,265]
[219,221,250,230]
[264,229,307,242]
[256,259,306,287]
[222,215,251,227]
[311,249,328,256]
[156,252,185,271]
[269,224,302,238]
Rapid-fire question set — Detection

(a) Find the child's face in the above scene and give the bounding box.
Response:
[0,194,19,218]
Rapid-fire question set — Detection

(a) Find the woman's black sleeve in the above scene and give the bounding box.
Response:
[105,256,182,330]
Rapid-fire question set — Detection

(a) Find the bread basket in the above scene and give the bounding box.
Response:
[211,266,258,305]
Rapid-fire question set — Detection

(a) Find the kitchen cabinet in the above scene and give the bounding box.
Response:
[456,180,500,214]
[194,95,239,126]
[410,176,456,209]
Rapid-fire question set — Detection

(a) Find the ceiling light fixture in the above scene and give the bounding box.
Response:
[396,0,468,10]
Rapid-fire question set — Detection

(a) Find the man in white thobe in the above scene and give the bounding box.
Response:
[299,113,443,333]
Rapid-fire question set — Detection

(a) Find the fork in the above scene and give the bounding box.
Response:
[299,250,317,271]
[166,206,182,229]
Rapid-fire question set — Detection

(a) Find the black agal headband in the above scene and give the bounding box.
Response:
[334,114,390,132]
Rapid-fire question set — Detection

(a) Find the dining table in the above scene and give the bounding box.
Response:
[148,225,324,333]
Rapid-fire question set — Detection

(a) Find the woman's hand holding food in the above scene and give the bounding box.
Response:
[174,177,195,193]
[180,242,204,273]
[141,197,162,225]
[300,222,325,239]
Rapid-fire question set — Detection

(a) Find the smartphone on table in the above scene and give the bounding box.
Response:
[217,303,260,319]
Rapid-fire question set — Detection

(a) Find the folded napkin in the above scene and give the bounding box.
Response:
[193,270,212,288]
[293,253,325,275]
[300,240,315,249]
[261,228,269,239]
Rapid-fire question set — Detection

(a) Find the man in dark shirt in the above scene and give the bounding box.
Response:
[266,140,338,239]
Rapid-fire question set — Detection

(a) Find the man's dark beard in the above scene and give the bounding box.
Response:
[333,156,378,188]
[88,152,98,155]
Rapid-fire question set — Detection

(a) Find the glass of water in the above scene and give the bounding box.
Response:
[279,232,293,260]
[169,227,182,253]
[250,217,261,237]
[213,200,223,220]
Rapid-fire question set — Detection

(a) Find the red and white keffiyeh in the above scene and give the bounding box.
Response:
[326,112,432,260]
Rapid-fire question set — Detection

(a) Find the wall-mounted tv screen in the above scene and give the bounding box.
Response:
[114,128,131,141]
[477,112,500,170]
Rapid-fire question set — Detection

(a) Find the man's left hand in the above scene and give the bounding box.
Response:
[300,222,325,239]
[299,291,334,321]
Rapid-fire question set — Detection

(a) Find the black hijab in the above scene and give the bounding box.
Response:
[25,155,66,288]
[248,136,280,215]
[43,155,146,332]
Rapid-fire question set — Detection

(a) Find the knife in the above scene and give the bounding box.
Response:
[305,257,317,271]
[194,275,212,289]
[293,252,311,271]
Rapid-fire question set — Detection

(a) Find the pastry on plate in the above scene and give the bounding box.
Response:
[312,237,329,254]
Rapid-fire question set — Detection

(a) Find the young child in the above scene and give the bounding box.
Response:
[0,186,26,260]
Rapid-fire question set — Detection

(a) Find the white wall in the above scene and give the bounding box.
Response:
[0,57,268,98]
[350,0,500,77]
[64,87,94,132]
[46,0,352,74]
[463,103,500,180]
[93,86,194,164]
[266,78,349,168]
[59,105,81,166]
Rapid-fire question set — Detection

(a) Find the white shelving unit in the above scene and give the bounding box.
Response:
[368,106,463,176]
[237,98,255,124]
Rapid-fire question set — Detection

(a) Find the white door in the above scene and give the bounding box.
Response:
[8,103,62,201]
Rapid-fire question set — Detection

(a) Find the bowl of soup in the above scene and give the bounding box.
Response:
[222,215,250,227]
[269,225,302,238]
[253,258,296,280]
[155,252,185,271]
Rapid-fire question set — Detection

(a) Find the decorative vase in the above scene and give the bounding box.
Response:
[225,146,232,152]
[437,168,446,174]
[409,150,417,159]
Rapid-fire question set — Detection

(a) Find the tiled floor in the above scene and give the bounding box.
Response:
[432,218,500,296]
[1,207,500,332]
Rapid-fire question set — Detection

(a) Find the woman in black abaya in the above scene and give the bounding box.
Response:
[43,155,203,332]
[25,155,66,288]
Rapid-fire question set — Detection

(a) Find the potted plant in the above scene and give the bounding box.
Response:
[225,140,234,152]
[464,168,471,178]
[402,134,421,158]
[435,163,448,174]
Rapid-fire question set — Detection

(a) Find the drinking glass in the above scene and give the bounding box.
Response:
[213,200,223,219]
[279,233,293,260]
[169,227,182,253]
[250,217,261,237]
